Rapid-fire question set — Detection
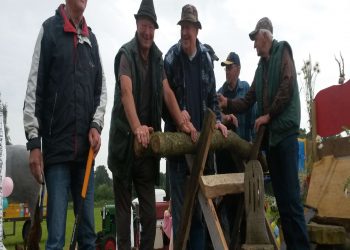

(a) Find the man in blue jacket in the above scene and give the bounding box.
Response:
[164,4,227,249]
[23,0,107,248]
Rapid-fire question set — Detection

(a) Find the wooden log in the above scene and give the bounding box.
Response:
[307,222,346,245]
[200,173,244,199]
[134,130,251,158]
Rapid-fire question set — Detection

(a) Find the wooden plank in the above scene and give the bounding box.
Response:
[317,136,350,158]
[174,110,215,250]
[244,160,270,245]
[308,222,346,245]
[200,173,244,199]
[317,157,350,218]
[305,155,336,208]
[311,101,319,162]
[198,190,228,250]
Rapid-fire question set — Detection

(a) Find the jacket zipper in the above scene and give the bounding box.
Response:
[49,93,58,136]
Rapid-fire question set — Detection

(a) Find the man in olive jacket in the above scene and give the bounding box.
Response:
[220,17,310,249]
[108,0,195,249]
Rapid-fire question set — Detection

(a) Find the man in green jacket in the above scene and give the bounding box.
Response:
[220,17,310,249]
[108,0,195,249]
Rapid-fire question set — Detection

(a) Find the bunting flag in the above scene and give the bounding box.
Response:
[314,80,350,137]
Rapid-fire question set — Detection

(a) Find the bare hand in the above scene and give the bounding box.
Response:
[29,148,44,184]
[223,114,238,128]
[217,94,227,109]
[216,122,228,138]
[181,110,191,123]
[254,114,270,131]
[89,128,101,157]
[134,125,154,148]
[179,121,198,143]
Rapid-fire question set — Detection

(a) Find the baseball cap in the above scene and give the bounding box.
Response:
[221,52,240,66]
[249,17,273,41]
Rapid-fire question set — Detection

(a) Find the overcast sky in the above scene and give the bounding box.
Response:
[1,0,349,171]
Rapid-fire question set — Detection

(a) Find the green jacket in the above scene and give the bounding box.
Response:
[108,35,163,180]
[255,40,300,146]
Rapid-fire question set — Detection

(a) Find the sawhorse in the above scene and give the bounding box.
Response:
[174,110,277,250]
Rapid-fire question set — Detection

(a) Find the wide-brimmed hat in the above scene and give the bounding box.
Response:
[249,17,273,41]
[134,0,159,29]
[177,4,202,29]
[221,52,240,66]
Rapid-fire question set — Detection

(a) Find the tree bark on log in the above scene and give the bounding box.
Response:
[134,130,252,159]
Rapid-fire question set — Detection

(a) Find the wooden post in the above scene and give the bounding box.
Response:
[311,100,319,162]
[174,109,215,250]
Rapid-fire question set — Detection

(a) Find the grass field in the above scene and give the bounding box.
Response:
[3,206,103,249]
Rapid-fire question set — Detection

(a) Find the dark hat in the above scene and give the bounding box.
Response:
[177,4,202,29]
[221,52,240,66]
[204,44,219,61]
[134,0,159,29]
[249,17,273,41]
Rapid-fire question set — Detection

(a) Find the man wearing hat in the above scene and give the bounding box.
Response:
[108,0,196,249]
[164,4,227,249]
[220,17,310,249]
[216,52,256,245]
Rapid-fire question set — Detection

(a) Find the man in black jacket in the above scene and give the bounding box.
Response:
[23,0,107,248]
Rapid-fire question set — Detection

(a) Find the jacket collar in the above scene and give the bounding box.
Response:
[58,4,89,37]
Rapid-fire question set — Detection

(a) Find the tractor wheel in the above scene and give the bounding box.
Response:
[103,236,116,250]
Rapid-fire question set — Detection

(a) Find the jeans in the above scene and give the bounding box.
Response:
[44,162,96,250]
[266,134,310,250]
[168,157,205,250]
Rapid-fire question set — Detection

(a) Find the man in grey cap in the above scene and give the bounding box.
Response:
[164,4,227,249]
[108,0,196,249]
[220,17,310,249]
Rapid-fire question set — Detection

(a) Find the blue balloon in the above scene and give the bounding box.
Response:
[2,197,8,209]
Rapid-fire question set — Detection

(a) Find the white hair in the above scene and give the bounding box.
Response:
[259,29,273,41]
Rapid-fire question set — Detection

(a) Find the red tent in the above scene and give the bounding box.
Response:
[314,79,350,137]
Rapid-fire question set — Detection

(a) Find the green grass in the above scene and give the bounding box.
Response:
[3,206,103,249]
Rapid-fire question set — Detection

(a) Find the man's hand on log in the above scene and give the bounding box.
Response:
[181,110,191,123]
[223,114,238,128]
[134,125,154,148]
[254,114,270,132]
[179,121,198,142]
[216,122,228,138]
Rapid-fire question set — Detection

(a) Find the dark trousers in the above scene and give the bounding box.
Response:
[113,157,157,250]
[168,157,205,250]
[216,149,245,246]
[266,134,310,250]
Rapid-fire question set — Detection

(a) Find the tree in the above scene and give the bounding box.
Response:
[335,52,345,84]
[0,95,11,145]
[299,55,320,135]
[94,165,112,188]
